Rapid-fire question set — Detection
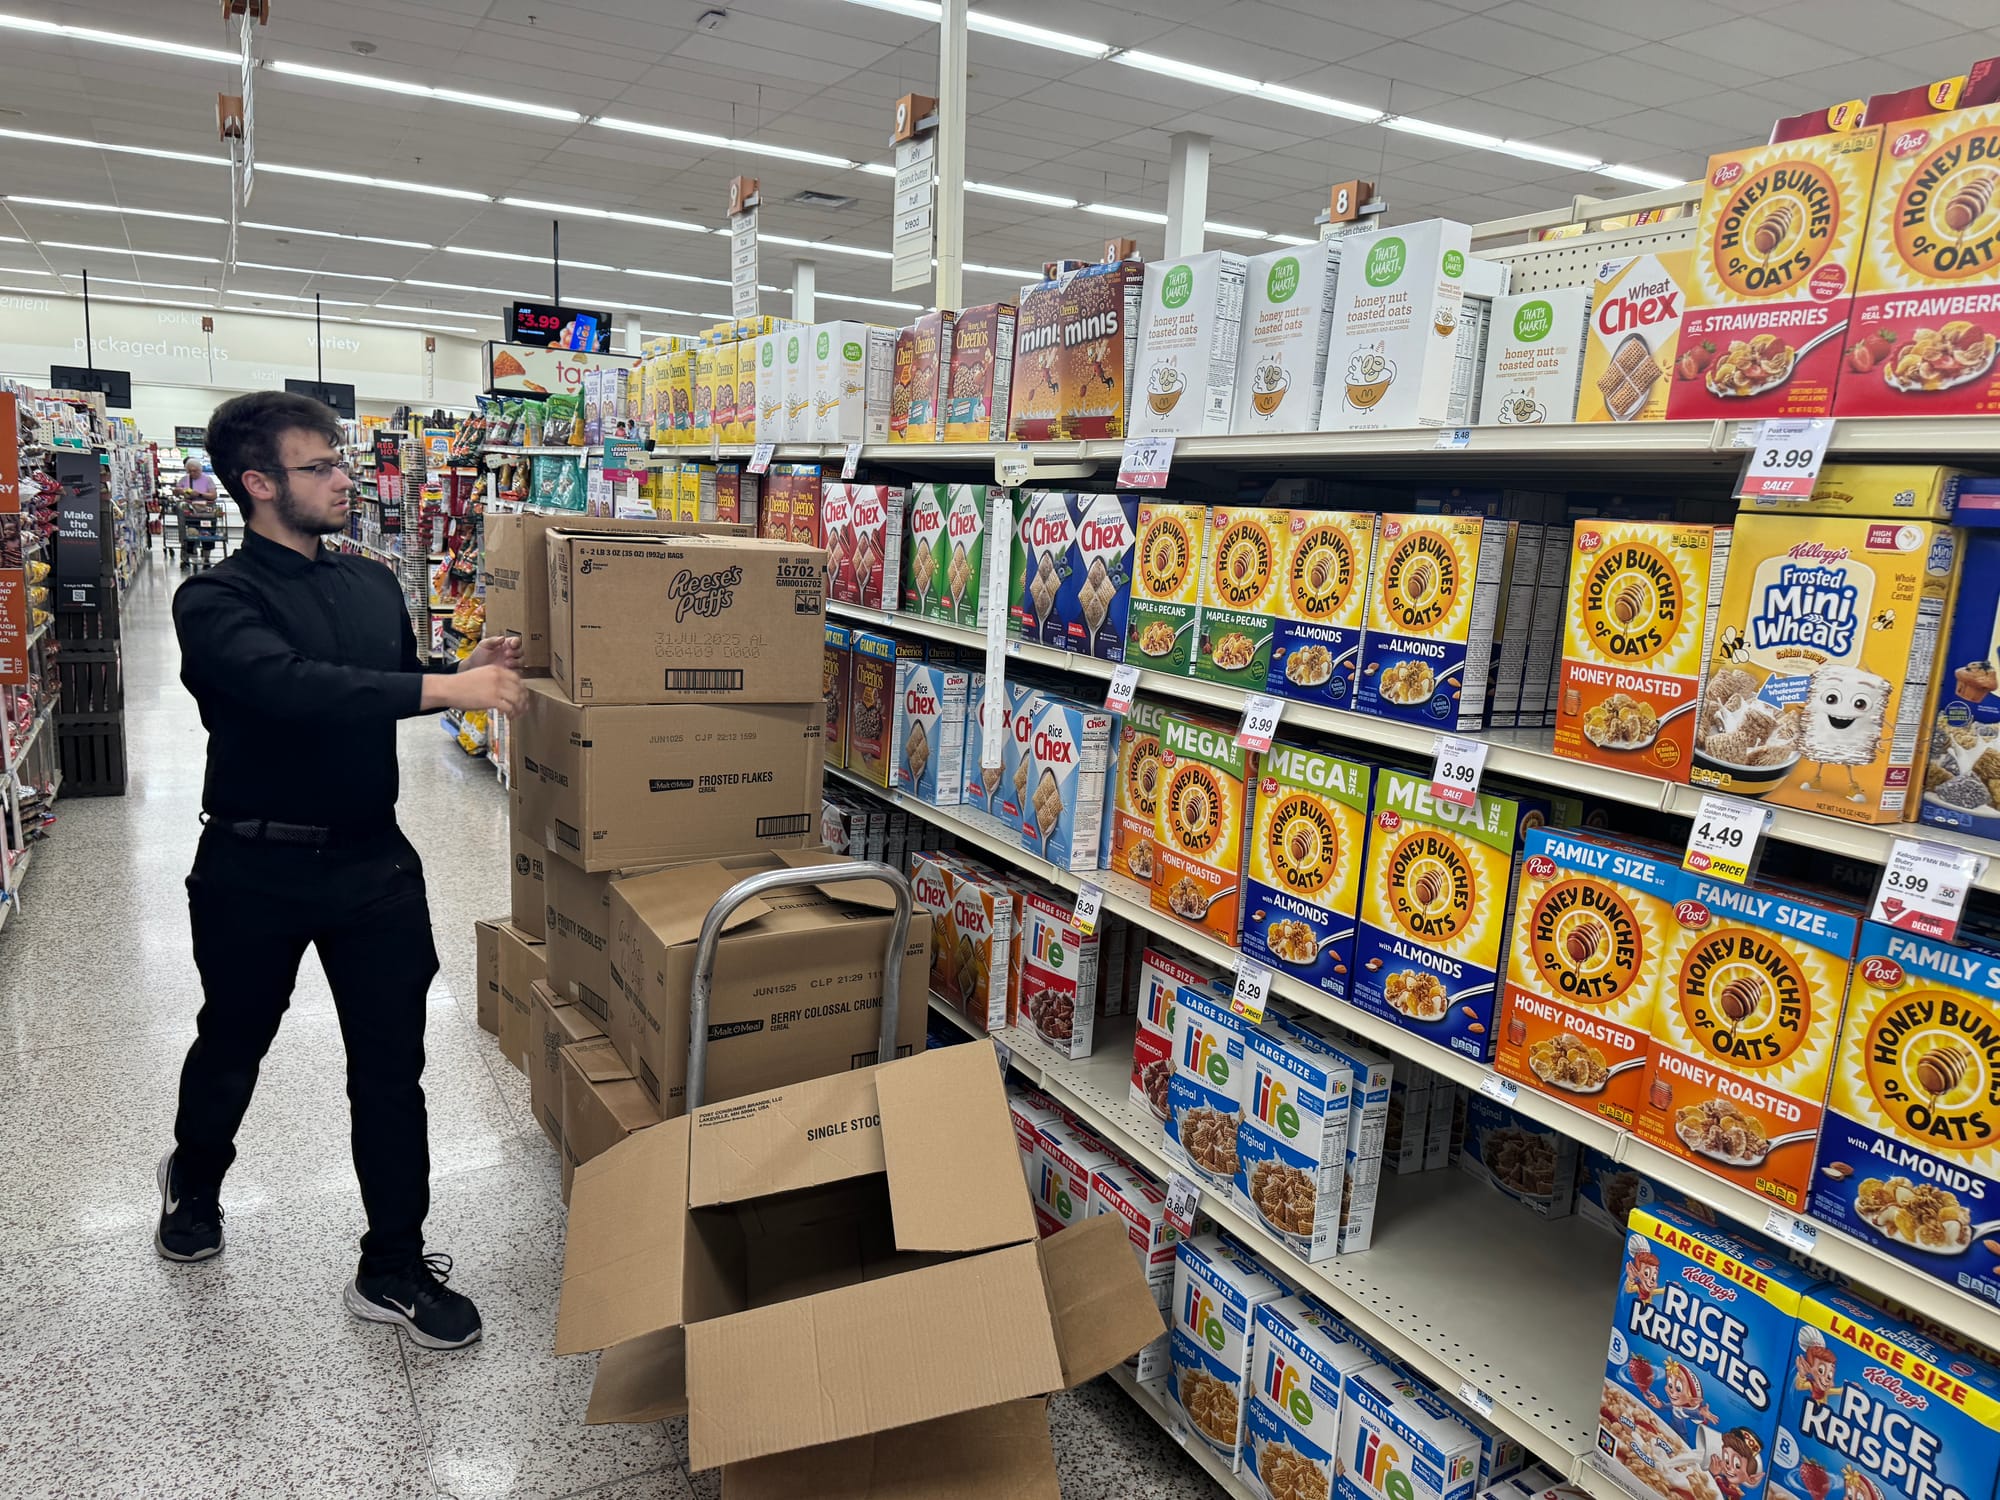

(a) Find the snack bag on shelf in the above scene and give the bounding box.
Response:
[1060,492,1137,662]
[1269,509,1376,713]
[1151,709,1257,944]
[1577,251,1691,424]
[1126,501,1209,678]
[1129,250,1250,438]
[1456,1091,1579,1218]
[1336,1363,1484,1500]
[1241,743,1371,1002]
[1232,241,1341,435]
[1016,887,1101,1060]
[1357,513,1514,733]
[1018,694,1114,872]
[1318,219,1473,432]
[940,483,993,630]
[1111,696,1168,887]
[1194,506,1291,691]
[1235,1022,1352,1263]
[1921,524,2000,839]
[1170,1233,1287,1469]
[1013,490,1075,647]
[1244,1296,1376,1500]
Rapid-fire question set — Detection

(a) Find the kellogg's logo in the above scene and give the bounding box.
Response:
[1787,541,1852,564]
[1861,956,1905,987]
[1862,1367,1929,1410]
[1681,1266,1737,1301]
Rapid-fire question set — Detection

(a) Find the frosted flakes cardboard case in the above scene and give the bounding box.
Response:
[892,661,969,807]
[1152,710,1258,944]
[1690,514,1961,825]
[1018,886,1101,1060]
[1480,289,1592,425]
[901,482,949,620]
[1579,251,1690,423]
[1921,527,2000,838]
[1319,220,1472,432]
[1112,695,1169,887]
[944,301,1015,442]
[1130,250,1249,438]
[1236,1022,1352,1262]
[1019,694,1114,873]
[1336,1363,1483,1500]
[1246,1296,1377,1500]
[1358,513,1514,733]
[1172,1233,1287,1469]
[1807,923,2000,1309]
[1667,129,1884,421]
[1595,1204,1816,1500]
[1234,242,1340,435]
[940,483,993,629]
[1127,501,1209,677]
[1013,490,1074,647]
[1241,743,1371,1003]
[1196,506,1292,691]
[1269,510,1376,713]
[1555,520,1734,784]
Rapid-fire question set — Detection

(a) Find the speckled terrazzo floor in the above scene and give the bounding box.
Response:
[0,556,1225,1500]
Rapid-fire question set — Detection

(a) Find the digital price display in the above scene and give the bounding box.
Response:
[508,301,609,352]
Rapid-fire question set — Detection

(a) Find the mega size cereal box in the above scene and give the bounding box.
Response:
[1013,490,1074,646]
[1241,742,1371,1002]
[1638,875,1861,1212]
[1127,501,1209,677]
[1336,1363,1484,1500]
[1921,527,2000,839]
[1594,1204,1817,1500]
[1555,520,1734,783]
[1172,1233,1287,1469]
[1246,1297,1378,1500]
[1807,922,2000,1309]
[1269,510,1377,714]
[1169,984,1249,1193]
[1130,250,1249,438]
[1358,513,1514,733]
[1235,1022,1352,1262]
[1690,514,1961,825]
[1496,829,1678,1130]
[1195,506,1292,691]
[1112,695,1169,887]
[1667,128,1885,421]
[901,482,949,620]
[943,301,1015,442]
[1061,491,1138,661]
[1578,251,1691,424]
[1152,709,1258,943]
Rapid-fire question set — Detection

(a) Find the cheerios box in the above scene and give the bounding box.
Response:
[1456,1092,1578,1219]
[1269,510,1377,714]
[1018,694,1114,873]
[1195,506,1292,691]
[1235,1021,1352,1263]
[1921,526,2000,839]
[892,661,969,807]
[1335,1363,1483,1500]
[848,629,900,789]
[1595,1205,1817,1500]
[1806,923,2000,1309]
[1246,1296,1378,1500]
[1016,886,1101,1061]
[1638,875,1861,1213]
[1168,982,1250,1193]
[1353,770,1546,1063]
[1151,709,1259,944]
[1127,501,1210,677]
[1172,1233,1288,1471]
[1358,513,1515,733]
[1241,743,1372,1002]
[1060,492,1138,661]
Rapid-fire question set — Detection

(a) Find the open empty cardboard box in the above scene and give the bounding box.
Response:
[556,1039,1165,1497]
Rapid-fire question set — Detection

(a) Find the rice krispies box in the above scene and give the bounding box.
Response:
[1152,709,1259,944]
[1595,1204,1816,1500]
[1061,492,1137,661]
[1921,527,2000,839]
[1808,923,2000,1310]
[1013,490,1074,646]
[1018,694,1114,872]
[1195,506,1292,691]
[1235,1021,1352,1263]
[1017,885,1101,1060]
[1112,695,1168,887]
[1171,1233,1288,1469]
[1127,501,1209,678]
[1269,510,1376,714]
[1358,514,1514,733]
[1246,1296,1377,1500]
[1241,742,1371,1002]
[1168,982,1249,1193]
[892,661,969,807]
[901,483,949,619]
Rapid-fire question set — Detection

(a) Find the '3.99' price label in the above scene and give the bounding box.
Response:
[1871,838,1988,942]
[1736,418,1832,503]
[1430,735,1487,808]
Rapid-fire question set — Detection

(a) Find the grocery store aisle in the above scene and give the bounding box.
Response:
[0,561,1220,1500]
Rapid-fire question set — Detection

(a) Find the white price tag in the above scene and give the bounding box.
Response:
[710,430,722,462]
[1236,693,1283,753]
[1164,1172,1201,1240]
[1736,418,1832,503]
[1435,427,1472,450]
[1006,639,1025,657]
[747,442,775,474]
[1430,735,1488,809]
[1116,434,1174,489]
[1231,958,1273,1023]
[1479,1074,1519,1106]
[1105,662,1141,714]
[1763,1207,1819,1254]
[993,1036,1013,1076]
[1871,838,1987,943]
[995,449,1031,487]
[1457,1382,1495,1419]
[1682,793,1772,885]
[1071,883,1105,938]
[841,440,863,480]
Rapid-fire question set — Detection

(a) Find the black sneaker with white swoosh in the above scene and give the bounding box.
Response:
[155,1150,224,1262]
[345,1253,483,1350]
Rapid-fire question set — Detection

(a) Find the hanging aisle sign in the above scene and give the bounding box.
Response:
[729,176,760,321]
[891,93,938,293]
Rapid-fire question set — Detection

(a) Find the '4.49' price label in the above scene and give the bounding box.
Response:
[1871,838,1988,942]
[1736,418,1832,503]
[1682,794,1772,884]
[1430,735,1487,808]
[1117,434,1174,489]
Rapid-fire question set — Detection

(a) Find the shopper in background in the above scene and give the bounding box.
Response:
[159,390,526,1351]
[174,455,219,568]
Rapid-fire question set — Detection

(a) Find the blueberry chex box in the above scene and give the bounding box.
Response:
[1920,527,2000,840]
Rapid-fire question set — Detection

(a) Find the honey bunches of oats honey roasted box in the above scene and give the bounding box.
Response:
[1126,501,1209,678]
[1151,709,1258,944]
[1357,513,1514,733]
[1111,696,1168,887]
[1240,742,1371,1003]
[1807,922,2000,1310]
[1268,510,1377,714]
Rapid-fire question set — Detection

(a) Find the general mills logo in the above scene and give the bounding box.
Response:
[666,564,743,622]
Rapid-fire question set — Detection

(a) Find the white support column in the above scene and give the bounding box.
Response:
[792,260,817,323]
[934,0,968,311]
[622,312,642,355]
[1165,131,1211,260]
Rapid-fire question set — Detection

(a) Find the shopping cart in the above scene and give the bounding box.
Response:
[683,860,913,1110]
[178,499,223,571]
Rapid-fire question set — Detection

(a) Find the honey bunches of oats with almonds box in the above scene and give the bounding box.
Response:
[1151,709,1258,944]
[1268,510,1376,714]
[1129,250,1249,438]
[1234,1021,1351,1263]
[1806,922,2000,1310]
[1357,513,1514,733]
[1594,1203,1816,1500]
[1240,742,1371,1003]
[1171,1233,1287,1471]
[1245,1296,1378,1500]
[1126,501,1209,678]
[1194,506,1292,691]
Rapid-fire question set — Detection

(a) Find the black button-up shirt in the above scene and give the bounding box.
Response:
[174,530,453,831]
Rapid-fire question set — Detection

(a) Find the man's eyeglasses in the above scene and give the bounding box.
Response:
[261,459,354,480]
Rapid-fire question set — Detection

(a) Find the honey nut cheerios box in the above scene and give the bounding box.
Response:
[1666,127,1885,422]
[1268,510,1378,715]
[1151,709,1259,944]
[1111,695,1169,888]
[1172,1233,1287,1471]
[1497,829,1680,1131]
[1245,1296,1378,1500]
[1127,501,1211,678]
[1578,251,1692,424]
[1168,982,1249,1194]
[1234,1021,1352,1265]
[1636,874,1862,1213]
[1554,520,1734,784]
[1595,1203,1817,1500]
[1807,922,2000,1311]
[1240,742,1372,1004]
[1358,513,1515,734]
[1195,505,1293,691]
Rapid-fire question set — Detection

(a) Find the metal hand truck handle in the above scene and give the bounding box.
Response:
[684,861,914,1111]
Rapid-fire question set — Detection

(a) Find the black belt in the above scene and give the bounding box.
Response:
[210,817,386,847]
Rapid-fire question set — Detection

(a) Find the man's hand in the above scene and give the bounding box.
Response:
[424,664,527,717]
[461,635,522,673]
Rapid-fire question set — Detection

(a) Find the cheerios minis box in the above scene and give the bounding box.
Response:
[1151,709,1259,944]
[1268,510,1377,714]
[1195,506,1292,691]
[1807,922,2000,1310]
[1358,513,1514,733]
[1126,501,1210,677]
[1171,1233,1287,1472]
[1241,742,1371,1002]
[1594,1204,1816,1500]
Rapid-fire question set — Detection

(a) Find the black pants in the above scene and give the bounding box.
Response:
[174,823,440,1275]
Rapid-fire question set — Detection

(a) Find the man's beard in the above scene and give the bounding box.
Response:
[268,472,346,536]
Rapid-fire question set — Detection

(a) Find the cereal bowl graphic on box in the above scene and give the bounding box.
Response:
[1246,1296,1377,1500]
[1358,514,1512,733]
[1018,696,1113,872]
[1062,492,1137,662]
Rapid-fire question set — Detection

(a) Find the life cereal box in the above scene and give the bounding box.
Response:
[1013,490,1074,647]
[1018,885,1101,1060]
[1172,1233,1287,1469]
[1921,526,2000,839]
[1009,277,1067,441]
[1690,514,1962,825]
[1496,829,1678,1130]
[1337,1363,1484,1500]
[940,483,993,629]
[848,629,898,789]
[1168,983,1249,1192]
[1807,923,2000,1309]
[901,482,949,620]
[1358,513,1514,733]
[1127,501,1210,678]
[1579,251,1692,423]
[1594,1204,1816,1500]
[1235,1022,1352,1263]
[1555,520,1734,783]
[1278,1012,1394,1254]
[892,661,969,807]
[1769,1288,2000,1500]
[1638,875,1861,1212]
[1090,1162,1178,1381]
[1269,510,1377,713]
[1152,709,1258,943]
[1246,1296,1378,1500]
[944,301,1015,443]
[1130,944,1227,1121]
[1062,491,1137,662]
[1018,694,1114,873]
[1195,506,1292,691]
[1058,259,1143,440]
[1240,742,1371,1002]
[1353,769,1544,1063]
[1034,1119,1113,1235]
[1457,1091,1579,1219]
[1666,129,1885,421]
[1112,695,1169,887]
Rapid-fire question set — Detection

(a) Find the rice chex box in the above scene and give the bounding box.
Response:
[1018,695,1114,872]
[892,661,969,807]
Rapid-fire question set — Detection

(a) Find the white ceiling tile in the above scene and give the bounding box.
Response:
[1692,16,1860,75]
[1883,31,2000,80]
[1505,0,1740,40]
[1906,0,2000,24]
[1473,78,1634,127]
[1341,40,1522,97]
[1764,0,1962,55]
[1258,0,1473,40]
[1482,2,1644,54]
[1175,5,1396,68]
[1616,42,1769,94]
[1539,55,1712,108]
[1415,15,1607,74]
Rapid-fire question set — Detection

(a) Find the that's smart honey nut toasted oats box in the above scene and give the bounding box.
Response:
[1171,1233,1288,1470]
[1009,277,1068,441]
[1578,251,1691,424]
[1129,251,1249,438]
[1806,923,2000,1309]
[901,483,949,620]
[1358,513,1514,733]
[1195,506,1292,691]
[1479,288,1592,426]
[754,334,785,443]
[1233,241,1341,435]
[944,301,1015,442]
[1638,874,1861,1212]
[1112,696,1169,888]
[1554,520,1733,784]
[1319,219,1473,433]
[1018,695,1114,873]
[1241,742,1371,1003]
[1268,510,1377,713]
[779,326,811,442]
[1061,492,1137,662]
[1151,709,1258,944]
[1246,1297,1378,1500]
[1127,501,1209,677]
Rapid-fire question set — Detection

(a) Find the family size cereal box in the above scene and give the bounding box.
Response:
[1353,769,1542,1063]
[1319,220,1473,432]
[1749,463,1970,520]
[1457,1092,1579,1218]
[1497,829,1678,1130]
[1018,694,1114,872]
[1638,875,1861,1212]
[1130,944,1227,1121]
[1241,743,1371,1002]
[1034,1118,1113,1235]
[1090,1162,1178,1381]
[1358,513,1513,733]
[1595,1204,1816,1500]
[892,661,969,807]
[1009,277,1067,441]
[1578,251,1691,423]
[1061,492,1137,661]
[1014,490,1074,646]
[1112,696,1169,887]
[1336,1363,1483,1500]
[847,628,899,789]
[1807,923,2000,1309]
[1480,288,1592,425]
[1152,710,1258,943]
[1769,1288,2000,1500]
[943,301,1015,442]
[1196,506,1292,691]
[823,622,851,771]
[1555,520,1734,784]
[1130,250,1250,438]
[939,483,993,629]
[1246,1297,1378,1500]
[1921,527,2000,839]
[1172,1233,1288,1469]
[713,340,740,442]
[1690,514,1961,826]
[691,345,717,448]
[1236,1022,1352,1262]
[1666,128,1885,421]
[1127,501,1209,677]
[1169,983,1249,1192]
[901,482,949,619]
[1269,510,1377,713]
[1233,241,1341,435]
[997,679,1041,836]
[1018,886,1101,1060]
[1057,259,1143,440]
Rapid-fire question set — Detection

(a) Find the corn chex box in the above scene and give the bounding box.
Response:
[1171,1233,1288,1470]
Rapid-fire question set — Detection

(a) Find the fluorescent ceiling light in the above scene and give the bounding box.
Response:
[242,221,433,250]
[0,14,236,64]
[759,234,893,261]
[1204,220,1267,238]
[1499,140,1601,170]
[7,196,225,224]
[968,181,1077,209]
[43,241,219,264]
[855,162,898,177]
[594,116,857,170]
[0,266,53,276]
[1268,234,1315,247]
[1112,52,1261,93]
[1599,164,1688,190]
[499,197,708,234]
[406,278,536,298]
[260,163,491,203]
[446,245,614,271]
[626,267,732,287]
[1252,84,1382,123]
[1382,116,1504,150]
[373,303,501,319]
[817,291,923,311]
[592,297,706,316]
[967,13,1110,57]
[0,126,226,167]
[360,317,481,334]
[59,273,213,292]
[266,60,583,121]
[966,261,1037,278]
[234,260,396,283]
[838,0,940,15]
[1082,203,1168,225]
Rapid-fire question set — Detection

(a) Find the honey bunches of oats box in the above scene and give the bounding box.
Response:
[1194,506,1291,691]
[1151,710,1258,944]
[1358,513,1514,733]
[1127,501,1209,677]
[1269,510,1377,714]
[1111,696,1169,887]
[1807,923,2000,1310]
[1241,743,1371,1002]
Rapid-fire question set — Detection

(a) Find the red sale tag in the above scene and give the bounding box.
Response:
[1235,693,1282,753]
[1871,839,1986,942]
[1736,418,1831,503]
[1430,735,1487,808]
[1116,434,1174,489]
